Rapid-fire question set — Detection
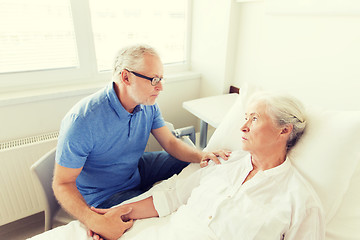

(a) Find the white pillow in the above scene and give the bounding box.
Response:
[204,83,360,240]
[289,110,360,222]
[325,157,360,240]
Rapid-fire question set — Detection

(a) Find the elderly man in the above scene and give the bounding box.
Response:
[52,44,229,240]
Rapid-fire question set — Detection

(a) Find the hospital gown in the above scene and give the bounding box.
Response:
[121,150,325,240]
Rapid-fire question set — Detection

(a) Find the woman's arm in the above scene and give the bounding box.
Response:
[92,163,206,219]
[91,196,158,220]
[89,164,215,239]
[285,207,325,240]
[124,196,158,220]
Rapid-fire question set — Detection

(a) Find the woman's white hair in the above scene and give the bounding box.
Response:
[112,44,160,81]
[248,91,306,151]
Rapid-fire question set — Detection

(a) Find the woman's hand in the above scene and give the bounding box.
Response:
[200,150,231,167]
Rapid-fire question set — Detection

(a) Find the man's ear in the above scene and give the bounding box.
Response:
[120,70,131,85]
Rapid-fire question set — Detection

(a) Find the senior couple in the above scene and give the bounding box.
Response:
[53,44,324,240]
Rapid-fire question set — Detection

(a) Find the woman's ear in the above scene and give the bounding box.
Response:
[281,124,293,135]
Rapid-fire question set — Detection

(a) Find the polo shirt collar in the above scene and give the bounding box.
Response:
[106,82,143,118]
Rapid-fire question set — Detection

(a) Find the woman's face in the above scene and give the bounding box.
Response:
[241,101,283,154]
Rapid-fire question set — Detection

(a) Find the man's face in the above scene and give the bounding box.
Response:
[127,53,164,106]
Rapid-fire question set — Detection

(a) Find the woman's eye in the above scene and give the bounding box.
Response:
[252,117,257,121]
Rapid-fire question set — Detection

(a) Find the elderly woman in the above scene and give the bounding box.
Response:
[91,92,325,240]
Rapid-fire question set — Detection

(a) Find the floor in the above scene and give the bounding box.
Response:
[0,212,65,240]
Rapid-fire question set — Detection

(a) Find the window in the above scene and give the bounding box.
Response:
[0,0,190,93]
[89,0,188,72]
[0,0,78,74]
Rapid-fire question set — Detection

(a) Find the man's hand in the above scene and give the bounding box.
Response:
[87,206,134,240]
[90,206,131,222]
[200,150,231,167]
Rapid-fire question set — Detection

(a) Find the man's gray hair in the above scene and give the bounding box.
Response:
[112,44,160,80]
[248,91,307,151]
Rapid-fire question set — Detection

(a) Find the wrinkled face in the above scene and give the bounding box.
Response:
[241,101,283,154]
[127,53,164,105]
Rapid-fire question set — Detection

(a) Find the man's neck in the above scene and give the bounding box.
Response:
[114,82,137,113]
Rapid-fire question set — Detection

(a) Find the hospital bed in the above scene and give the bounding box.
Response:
[29,84,360,240]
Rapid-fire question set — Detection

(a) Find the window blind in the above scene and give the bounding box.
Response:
[89,0,188,72]
[0,0,79,74]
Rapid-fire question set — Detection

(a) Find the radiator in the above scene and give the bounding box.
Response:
[0,132,58,226]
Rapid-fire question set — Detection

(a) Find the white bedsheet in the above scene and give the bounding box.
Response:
[28,221,89,240]
[29,215,219,240]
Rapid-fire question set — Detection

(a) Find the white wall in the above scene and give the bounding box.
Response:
[0,93,86,142]
[0,77,200,143]
[190,0,240,97]
[190,0,360,110]
[232,1,360,110]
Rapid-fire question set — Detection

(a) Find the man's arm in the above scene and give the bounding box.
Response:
[151,126,230,166]
[52,163,133,240]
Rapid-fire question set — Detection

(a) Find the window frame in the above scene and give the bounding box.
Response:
[0,0,192,94]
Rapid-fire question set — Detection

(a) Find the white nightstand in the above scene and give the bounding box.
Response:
[183,93,238,149]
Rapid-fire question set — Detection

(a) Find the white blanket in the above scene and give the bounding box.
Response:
[28,221,90,240]
[28,164,201,240]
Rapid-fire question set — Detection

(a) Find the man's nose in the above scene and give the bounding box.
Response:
[155,81,163,91]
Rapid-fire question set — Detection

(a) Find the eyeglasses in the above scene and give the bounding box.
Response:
[125,69,164,86]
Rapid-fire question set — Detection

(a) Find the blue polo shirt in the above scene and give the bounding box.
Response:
[56,82,165,207]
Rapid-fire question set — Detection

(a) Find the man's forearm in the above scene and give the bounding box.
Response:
[164,137,230,166]
[52,181,99,229]
[54,181,136,240]
[165,138,203,163]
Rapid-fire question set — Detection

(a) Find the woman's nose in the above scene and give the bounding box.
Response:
[241,122,249,132]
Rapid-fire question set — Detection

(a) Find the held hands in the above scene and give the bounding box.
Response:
[200,150,231,167]
[87,206,134,240]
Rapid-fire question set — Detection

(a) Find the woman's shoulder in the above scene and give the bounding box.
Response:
[287,166,323,210]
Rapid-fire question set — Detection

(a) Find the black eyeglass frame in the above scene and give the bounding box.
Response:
[125,69,164,86]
